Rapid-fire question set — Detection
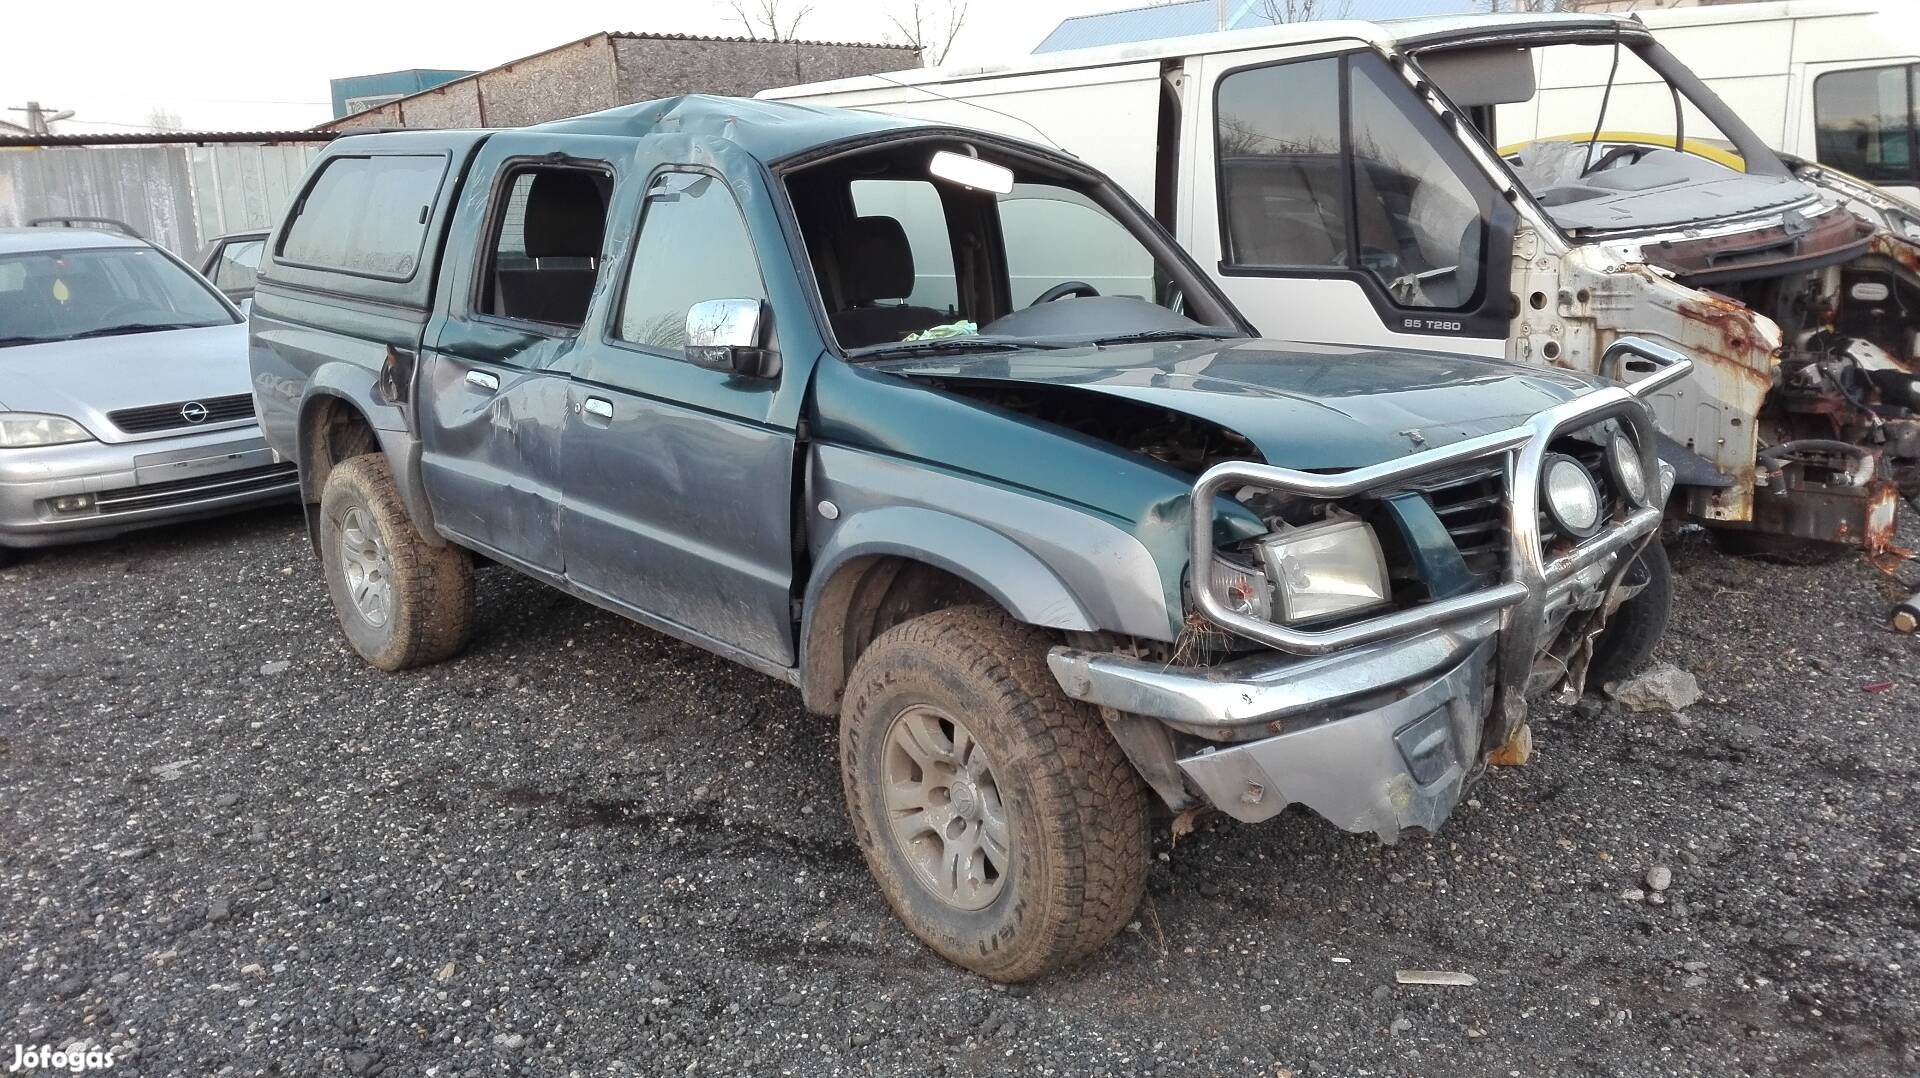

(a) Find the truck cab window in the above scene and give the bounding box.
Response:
[480,166,612,329]
[616,171,767,358]
[1814,65,1917,184]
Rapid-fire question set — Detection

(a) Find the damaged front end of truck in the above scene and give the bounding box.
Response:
[1404,18,1920,561]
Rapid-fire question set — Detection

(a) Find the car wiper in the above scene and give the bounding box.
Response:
[1087,327,1244,347]
[850,337,1064,362]
[58,322,211,341]
[0,335,52,348]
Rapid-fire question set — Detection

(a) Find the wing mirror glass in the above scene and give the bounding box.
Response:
[929,150,1014,195]
[686,297,778,379]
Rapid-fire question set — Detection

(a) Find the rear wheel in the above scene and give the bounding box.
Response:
[839,606,1150,982]
[1588,540,1672,687]
[318,454,473,671]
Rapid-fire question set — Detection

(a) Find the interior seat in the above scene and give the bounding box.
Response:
[496,170,607,327]
[825,216,948,348]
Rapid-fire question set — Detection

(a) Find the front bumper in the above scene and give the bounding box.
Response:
[1048,338,1691,841]
[0,426,298,549]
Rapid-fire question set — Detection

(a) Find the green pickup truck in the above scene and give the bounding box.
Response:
[249,95,1688,981]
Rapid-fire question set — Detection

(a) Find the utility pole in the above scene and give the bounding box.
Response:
[7,101,76,135]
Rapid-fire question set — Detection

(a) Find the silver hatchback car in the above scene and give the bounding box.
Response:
[0,226,298,564]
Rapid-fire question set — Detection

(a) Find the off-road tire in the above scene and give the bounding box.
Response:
[840,605,1150,982]
[318,454,472,671]
[1708,527,1849,566]
[1588,540,1672,688]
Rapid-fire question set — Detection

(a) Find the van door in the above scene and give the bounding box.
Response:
[419,133,626,575]
[1801,61,1920,205]
[1184,45,1514,355]
[558,163,798,667]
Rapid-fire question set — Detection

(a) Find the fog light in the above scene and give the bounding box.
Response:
[52,494,94,513]
[1542,454,1603,539]
[1606,431,1649,506]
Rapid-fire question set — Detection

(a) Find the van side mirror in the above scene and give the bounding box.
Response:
[686,297,778,379]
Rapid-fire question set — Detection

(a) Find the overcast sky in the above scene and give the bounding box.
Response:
[1,0,1129,133]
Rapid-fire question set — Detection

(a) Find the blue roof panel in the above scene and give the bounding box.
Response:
[1034,0,1484,53]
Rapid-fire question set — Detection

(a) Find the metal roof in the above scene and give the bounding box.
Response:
[531,94,934,161]
[0,130,337,149]
[607,30,918,49]
[1034,0,1526,53]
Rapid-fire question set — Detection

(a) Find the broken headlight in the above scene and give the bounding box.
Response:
[1205,518,1393,626]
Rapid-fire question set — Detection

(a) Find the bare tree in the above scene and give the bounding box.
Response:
[1249,0,1353,23]
[887,0,967,66]
[723,0,815,41]
[1483,0,1568,11]
[144,107,183,132]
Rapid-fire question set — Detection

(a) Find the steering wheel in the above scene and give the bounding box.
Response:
[1029,281,1100,306]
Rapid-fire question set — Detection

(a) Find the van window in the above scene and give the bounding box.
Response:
[1815,65,1917,184]
[1216,52,1490,310]
[278,154,446,279]
[1216,57,1348,267]
[616,171,767,358]
[478,165,612,329]
[850,180,958,312]
[1346,56,1484,309]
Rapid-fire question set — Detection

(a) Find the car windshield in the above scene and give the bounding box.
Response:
[1420,35,1807,235]
[784,140,1242,353]
[0,245,236,347]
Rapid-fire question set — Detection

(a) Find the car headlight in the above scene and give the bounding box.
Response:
[0,413,93,448]
[1255,517,1391,624]
[1606,431,1649,506]
[1542,454,1603,539]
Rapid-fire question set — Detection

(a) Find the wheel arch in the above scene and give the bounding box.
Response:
[294,388,443,551]
[798,507,1099,715]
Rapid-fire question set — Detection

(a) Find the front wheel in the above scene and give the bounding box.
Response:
[839,606,1150,982]
[1588,540,1672,687]
[318,454,473,671]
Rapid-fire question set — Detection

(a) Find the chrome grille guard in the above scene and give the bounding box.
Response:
[1188,337,1691,658]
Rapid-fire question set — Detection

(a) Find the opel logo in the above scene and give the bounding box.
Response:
[180,401,209,424]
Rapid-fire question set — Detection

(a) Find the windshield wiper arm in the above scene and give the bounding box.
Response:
[1088,328,1243,347]
[850,337,1064,362]
[59,322,207,341]
[0,336,51,347]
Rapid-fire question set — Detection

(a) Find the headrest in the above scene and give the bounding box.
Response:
[523,170,607,260]
[837,215,915,304]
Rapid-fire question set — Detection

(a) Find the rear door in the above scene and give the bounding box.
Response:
[418,133,626,575]
[1186,44,1514,355]
[558,157,798,666]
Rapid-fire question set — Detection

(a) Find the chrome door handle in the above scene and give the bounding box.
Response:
[465,369,499,392]
[582,397,614,420]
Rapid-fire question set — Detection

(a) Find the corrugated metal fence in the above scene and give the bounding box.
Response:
[0,143,320,257]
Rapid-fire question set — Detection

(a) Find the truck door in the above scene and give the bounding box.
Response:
[1184,45,1515,355]
[418,133,627,576]
[558,162,798,667]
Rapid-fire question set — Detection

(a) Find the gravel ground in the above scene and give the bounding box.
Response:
[3,504,1918,1078]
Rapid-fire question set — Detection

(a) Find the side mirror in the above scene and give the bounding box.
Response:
[686,297,778,379]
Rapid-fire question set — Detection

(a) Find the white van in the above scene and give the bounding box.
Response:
[765,11,1920,564]
[1531,0,1920,205]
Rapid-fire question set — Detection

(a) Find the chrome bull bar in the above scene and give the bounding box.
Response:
[1187,338,1692,659]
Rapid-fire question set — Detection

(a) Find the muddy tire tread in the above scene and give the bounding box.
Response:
[841,605,1149,982]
